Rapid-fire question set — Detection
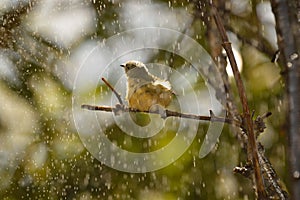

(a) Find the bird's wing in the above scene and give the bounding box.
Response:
[153,79,171,90]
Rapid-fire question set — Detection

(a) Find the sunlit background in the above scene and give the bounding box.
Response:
[0,0,286,199]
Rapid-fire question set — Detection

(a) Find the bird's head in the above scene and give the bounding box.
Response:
[120,60,147,72]
[120,60,152,80]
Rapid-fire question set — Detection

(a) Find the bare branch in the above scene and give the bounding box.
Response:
[101,77,123,105]
[81,104,236,124]
[212,6,266,199]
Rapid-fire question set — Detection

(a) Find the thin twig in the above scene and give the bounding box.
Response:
[212,7,266,198]
[81,104,237,124]
[101,77,123,105]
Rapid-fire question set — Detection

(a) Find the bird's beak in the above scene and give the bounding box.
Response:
[120,64,125,68]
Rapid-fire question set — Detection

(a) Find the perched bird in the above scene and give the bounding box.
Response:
[120,60,174,112]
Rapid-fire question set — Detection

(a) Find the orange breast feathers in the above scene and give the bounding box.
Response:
[127,83,173,111]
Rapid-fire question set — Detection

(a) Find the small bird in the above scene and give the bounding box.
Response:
[120,60,174,112]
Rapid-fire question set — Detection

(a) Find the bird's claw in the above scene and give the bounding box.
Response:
[113,104,125,116]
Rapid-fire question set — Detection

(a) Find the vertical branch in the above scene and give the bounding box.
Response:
[205,0,242,132]
[212,7,266,198]
[271,0,300,199]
